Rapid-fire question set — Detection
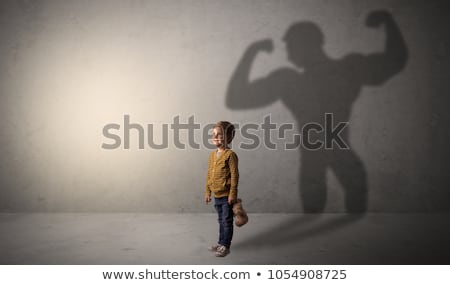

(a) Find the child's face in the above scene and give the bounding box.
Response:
[212,127,225,148]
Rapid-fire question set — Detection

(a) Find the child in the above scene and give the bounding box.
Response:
[205,121,239,257]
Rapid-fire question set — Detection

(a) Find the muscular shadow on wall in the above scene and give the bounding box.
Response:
[226,10,408,245]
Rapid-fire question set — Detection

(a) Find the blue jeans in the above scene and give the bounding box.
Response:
[214,197,234,248]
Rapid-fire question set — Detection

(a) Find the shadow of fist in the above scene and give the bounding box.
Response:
[366,10,392,28]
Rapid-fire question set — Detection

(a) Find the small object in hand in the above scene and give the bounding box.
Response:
[232,198,248,227]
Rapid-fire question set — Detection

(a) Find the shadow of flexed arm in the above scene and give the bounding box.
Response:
[226,39,281,109]
[350,10,409,86]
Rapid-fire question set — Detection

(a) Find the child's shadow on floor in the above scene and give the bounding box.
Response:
[233,214,363,249]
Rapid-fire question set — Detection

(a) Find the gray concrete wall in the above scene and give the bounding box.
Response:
[0,0,448,212]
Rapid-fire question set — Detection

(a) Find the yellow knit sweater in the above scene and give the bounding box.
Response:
[205,149,239,199]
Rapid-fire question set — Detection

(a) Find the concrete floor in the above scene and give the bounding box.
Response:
[1,213,449,265]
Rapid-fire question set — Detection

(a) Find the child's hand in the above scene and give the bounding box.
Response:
[228,196,236,205]
[205,196,211,204]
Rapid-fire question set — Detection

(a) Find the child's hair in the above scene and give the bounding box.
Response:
[214,121,236,145]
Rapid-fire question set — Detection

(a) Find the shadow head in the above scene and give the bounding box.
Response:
[283,22,325,68]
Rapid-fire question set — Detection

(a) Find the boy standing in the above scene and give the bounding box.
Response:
[205,121,239,257]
